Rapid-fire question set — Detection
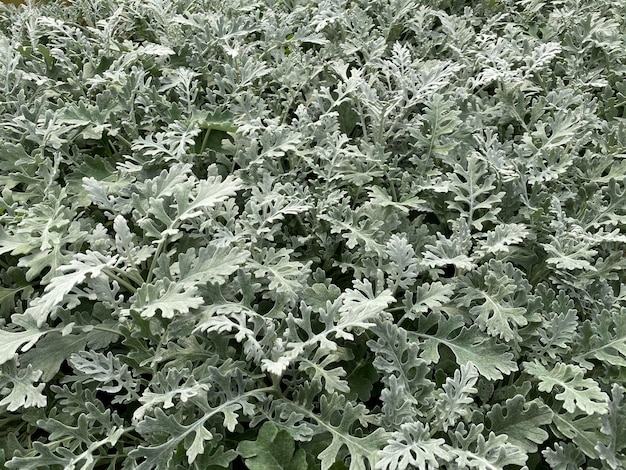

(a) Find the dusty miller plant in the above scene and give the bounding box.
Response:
[1,0,626,468]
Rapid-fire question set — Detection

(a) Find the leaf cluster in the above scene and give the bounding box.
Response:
[1,0,626,468]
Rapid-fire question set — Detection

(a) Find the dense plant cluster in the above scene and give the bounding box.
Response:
[1,0,626,468]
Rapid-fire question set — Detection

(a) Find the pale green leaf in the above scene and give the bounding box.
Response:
[486,395,553,453]
[376,422,451,470]
[525,361,608,415]
[237,422,307,470]
[412,312,517,380]
[0,318,51,366]
[24,251,118,327]
[448,423,527,469]
[130,278,204,319]
[0,363,46,411]
[338,279,395,338]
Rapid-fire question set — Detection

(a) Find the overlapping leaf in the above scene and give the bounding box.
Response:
[2,0,626,468]
[525,361,608,415]
[411,311,517,380]
[237,422,307,470]
[486,395,553,453]
[376,422,451,470]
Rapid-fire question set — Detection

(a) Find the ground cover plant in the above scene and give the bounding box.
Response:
[1,0,625,468]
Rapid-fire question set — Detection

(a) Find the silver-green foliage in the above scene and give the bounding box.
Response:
[1,0,626,468]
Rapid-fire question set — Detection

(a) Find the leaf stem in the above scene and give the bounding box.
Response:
[91,325,123,336]
[110,265,145,287]
[116,134,133,149]
[146,234,169,284]
[199,128,211,154]
[104,268,137,294]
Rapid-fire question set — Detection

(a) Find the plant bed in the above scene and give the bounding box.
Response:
[1,0,625,468]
